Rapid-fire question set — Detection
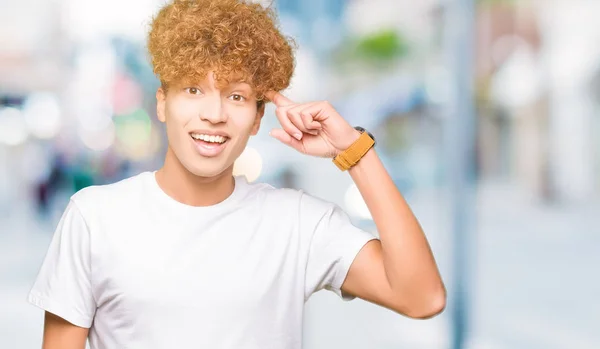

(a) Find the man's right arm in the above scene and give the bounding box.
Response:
[28,199,96,348]
[43,312,89,349]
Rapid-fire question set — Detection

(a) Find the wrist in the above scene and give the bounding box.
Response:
[348,146,376,174]
[334,129,362,156]
[332,128,375,171]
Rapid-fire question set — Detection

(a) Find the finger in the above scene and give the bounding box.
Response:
[300,108,323,130]
[289,103,321,134]
[286,107,317,136]
[275,107,303,140]
[266,90,294,108]
[289,112,314,135]
[269,128,305,153]
[299,101,329,122]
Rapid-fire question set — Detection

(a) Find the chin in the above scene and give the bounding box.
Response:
[183,159,232,179]
[168,141,240,180]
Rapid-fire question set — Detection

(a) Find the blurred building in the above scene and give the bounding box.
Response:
[475,0,600,203]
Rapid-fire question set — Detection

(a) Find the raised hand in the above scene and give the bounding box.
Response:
[265,91,361,158]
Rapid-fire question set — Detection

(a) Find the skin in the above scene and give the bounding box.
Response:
[43,71,446,348]
[42,313,88,349]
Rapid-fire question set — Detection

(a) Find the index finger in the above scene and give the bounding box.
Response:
[265,90,294,107]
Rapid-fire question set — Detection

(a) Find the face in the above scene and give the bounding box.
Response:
[156,72,265,178]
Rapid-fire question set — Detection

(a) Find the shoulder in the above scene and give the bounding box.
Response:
[69,171,150,219]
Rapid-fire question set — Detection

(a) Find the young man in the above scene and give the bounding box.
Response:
[28,0,446,348]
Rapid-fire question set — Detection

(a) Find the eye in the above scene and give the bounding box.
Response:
[229,94,246,102]
[184,87,202,95]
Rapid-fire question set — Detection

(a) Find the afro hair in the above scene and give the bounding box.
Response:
[147,0,295,102]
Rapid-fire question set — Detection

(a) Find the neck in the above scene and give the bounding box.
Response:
[155,147,235,207]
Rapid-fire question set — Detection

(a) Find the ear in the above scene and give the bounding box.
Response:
[156,88,166,123]
[250,102,265,136]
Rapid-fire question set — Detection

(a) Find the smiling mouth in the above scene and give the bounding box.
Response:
[190,132,229,145]
[189,132,230,157]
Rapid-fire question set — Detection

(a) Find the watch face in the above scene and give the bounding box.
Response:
[354,126,375,146]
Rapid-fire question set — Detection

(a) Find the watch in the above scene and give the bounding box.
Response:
[354,126,376,146]
[332,126,376,171]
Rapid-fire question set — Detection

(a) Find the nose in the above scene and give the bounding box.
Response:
[199,96,228,124]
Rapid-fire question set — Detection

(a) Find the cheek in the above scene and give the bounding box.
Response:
[226,107,258,131]
[163,103,193,146]
[165,99,197,125]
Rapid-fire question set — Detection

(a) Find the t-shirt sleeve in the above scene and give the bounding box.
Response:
[27,199,96,328]
[301,192,378,301]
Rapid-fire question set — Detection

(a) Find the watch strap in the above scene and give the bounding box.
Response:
[332,131,375,171]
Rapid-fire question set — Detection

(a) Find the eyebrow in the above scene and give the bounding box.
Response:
[229,83,254,93]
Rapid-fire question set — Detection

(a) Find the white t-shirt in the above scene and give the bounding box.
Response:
[28,171,376,349]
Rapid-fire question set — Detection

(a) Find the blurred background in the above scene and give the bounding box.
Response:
[1,0,599,348]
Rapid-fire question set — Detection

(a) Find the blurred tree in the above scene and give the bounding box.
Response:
[333,29,410,67]
[354,29,408,61]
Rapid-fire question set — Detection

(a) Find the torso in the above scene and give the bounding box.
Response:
[75,172,309,349]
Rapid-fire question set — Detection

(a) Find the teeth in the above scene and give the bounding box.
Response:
[191,133,227,143]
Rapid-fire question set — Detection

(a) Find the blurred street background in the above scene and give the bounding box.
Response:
[1,0,599,348]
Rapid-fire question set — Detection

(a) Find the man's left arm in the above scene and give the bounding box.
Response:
[265,91,446,319]
[341,145,446,319]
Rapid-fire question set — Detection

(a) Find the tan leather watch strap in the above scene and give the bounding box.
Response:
[332,131,375,171]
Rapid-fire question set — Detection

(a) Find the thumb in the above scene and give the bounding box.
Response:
[269,128,305,153]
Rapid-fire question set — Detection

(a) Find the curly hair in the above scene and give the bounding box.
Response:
[147,0,295,102]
